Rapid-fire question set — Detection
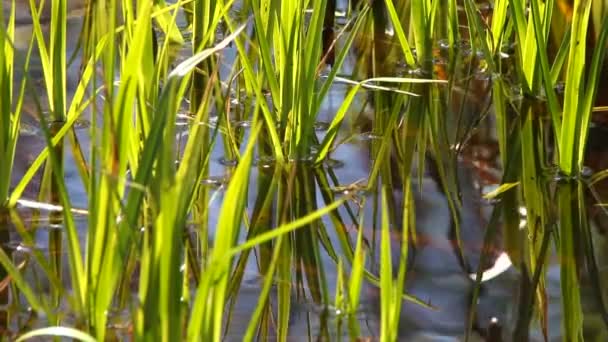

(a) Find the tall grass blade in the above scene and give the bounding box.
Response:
[559,0,592,174]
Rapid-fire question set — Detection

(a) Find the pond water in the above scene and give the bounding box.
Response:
[2,0,608,341]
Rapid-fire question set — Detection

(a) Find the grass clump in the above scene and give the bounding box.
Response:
[0,0,607,341]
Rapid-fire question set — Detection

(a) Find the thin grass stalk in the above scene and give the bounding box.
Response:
[391,177,412,333]
[189,0,217,271]
[242,235,285,340]
[0,0,18,206]
[314,168,359,261]
[379,186,395,341]
[277,233,292,341]
[346,201,366,338]
[334,257,346,330]
[224,165,281,337]
[293,168,328,304]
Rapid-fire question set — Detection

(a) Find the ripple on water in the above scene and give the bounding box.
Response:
[313,121,330,132]
[253,156,276,169]
[201,175,229,188]
[218,156,238,167]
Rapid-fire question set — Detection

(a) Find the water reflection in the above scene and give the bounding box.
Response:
[2,1,608,340]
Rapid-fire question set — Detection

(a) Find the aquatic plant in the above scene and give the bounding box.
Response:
[0,0,607,341]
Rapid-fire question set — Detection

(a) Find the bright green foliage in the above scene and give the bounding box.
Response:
[1,0,608,341]
[0,0,19,206]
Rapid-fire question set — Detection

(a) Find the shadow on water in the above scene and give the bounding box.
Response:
[1,0,608,340]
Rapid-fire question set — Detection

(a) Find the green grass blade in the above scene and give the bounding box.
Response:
[242,236,285,341]
[559,0,592,175]
[379,186,394,341]
[384,0,416,66]
[315,84,361,163]
[0,0,17,205]
[187,118,260,341]
[576,14,608,166]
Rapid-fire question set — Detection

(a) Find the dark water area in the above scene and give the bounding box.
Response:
[2,0,608,341]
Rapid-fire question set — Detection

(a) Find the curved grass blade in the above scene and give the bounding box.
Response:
[16,327,96,342]
[315,84,361,163]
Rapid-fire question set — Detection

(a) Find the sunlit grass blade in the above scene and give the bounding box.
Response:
[347,205,366,338]
[490,0,508,53]
[379,186,395,341]
[221,12,284,162]
[576,14,608,166]
[0,0,18,206]
[558,0,592,175]
[228,196,350,255]
[153,1,185,46]
[242,236,285,340]
[383,0,415,66]
[550,27,571,83]
[315,84,361,163]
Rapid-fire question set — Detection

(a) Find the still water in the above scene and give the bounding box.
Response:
[3,1,608,341]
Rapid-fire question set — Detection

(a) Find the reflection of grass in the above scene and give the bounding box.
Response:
[0,0,608,340]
